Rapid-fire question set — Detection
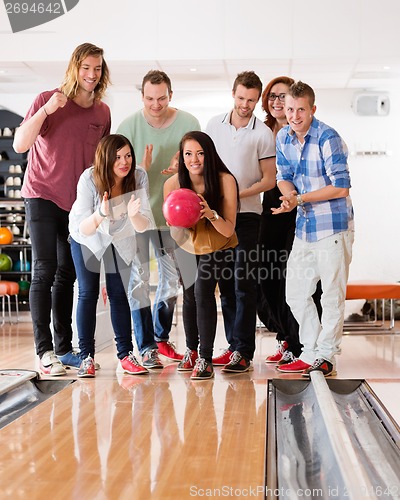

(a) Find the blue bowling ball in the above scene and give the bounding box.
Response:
[13,260,31,272]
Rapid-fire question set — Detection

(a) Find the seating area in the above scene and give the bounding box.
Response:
[0,280,19,325]
[345,281,400,332]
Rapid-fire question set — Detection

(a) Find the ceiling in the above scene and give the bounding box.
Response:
[1,0,400,96]
[1,57,400,97]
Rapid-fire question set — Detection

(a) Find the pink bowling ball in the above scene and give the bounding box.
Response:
[163,188,202,228]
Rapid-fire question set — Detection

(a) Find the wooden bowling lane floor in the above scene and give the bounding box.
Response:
[0,365,268,498]
[0,321,399,498]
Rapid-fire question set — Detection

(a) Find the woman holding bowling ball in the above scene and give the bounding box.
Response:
[163,131,239,379]
[69,134,153,377]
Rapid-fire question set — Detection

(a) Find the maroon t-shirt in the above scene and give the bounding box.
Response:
[21,88,111,211]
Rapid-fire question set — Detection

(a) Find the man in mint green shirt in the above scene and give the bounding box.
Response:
[117,70,200,369]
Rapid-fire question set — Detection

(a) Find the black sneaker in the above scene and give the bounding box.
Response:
[142,349,164,370]
[302,358,336,378]
[191,358,214,380]
[221,351,252,373]
[277,350,295,366]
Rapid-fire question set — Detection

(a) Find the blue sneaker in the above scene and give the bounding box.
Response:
[58,349,100,370]
[58,349,81,368]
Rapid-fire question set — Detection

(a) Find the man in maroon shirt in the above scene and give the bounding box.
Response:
[14,42,111,375]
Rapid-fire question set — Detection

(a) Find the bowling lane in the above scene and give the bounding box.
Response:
[0,370,268,498]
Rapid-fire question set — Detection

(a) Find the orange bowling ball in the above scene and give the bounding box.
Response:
[0,227,13,245]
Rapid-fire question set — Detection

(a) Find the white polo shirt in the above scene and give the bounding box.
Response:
[206,112,275,214]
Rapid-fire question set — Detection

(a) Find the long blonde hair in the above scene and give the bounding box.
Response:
[60,42,111,100]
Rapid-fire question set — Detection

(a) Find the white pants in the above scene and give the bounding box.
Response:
[286,231,354,365]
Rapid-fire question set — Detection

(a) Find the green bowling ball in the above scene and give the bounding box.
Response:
[18,280,30,297]
[0,253,12,272]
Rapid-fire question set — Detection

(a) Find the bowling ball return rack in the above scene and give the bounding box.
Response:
[0,369,73,429]
[266,374,400,499]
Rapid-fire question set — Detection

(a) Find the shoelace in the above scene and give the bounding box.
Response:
[82,356,94,369]
[280,351,294,363]
[127,352,140,366]
[277,342,286,354]
[47,353,59,364]
[194,358,207,372]
[147,349,159,361]
[182,349,194,362]
[229,351,241,364]
[166,341,178,349]
[311,358,326,368]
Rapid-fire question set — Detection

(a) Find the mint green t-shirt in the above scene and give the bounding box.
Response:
[117,109,200,227]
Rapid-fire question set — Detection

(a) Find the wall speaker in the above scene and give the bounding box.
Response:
[352,93,390,116]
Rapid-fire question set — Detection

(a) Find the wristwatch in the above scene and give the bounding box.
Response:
[296,194,305,206]
[208,210,219,222]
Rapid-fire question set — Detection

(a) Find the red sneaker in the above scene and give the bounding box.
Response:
[78,356,96,378]
[212,348,233,366]
[276,359,311,373]
[156,341,183,361]
[265,341,288,363]
[177,349,198,371]
[119,352,149,375]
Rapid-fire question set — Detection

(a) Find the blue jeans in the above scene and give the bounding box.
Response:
[128,229,180,355]
[25,198,76,357]
[70,238,133,360]
[219,213,260,360]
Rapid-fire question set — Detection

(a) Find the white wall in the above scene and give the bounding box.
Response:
[316,89,400,282]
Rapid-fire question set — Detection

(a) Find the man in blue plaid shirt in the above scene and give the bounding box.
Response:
[272,81,354,377]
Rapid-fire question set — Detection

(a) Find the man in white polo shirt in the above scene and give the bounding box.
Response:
[206,71,276,372]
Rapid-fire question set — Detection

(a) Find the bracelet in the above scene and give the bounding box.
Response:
[43,106,48,117]
[98,207,106,218]
[207,210,219,222]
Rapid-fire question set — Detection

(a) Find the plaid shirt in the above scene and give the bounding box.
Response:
[276,117,354,242]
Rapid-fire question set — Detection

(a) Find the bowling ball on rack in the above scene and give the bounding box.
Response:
[162,188,202,228]
[13,260,31,272]
[0,227,13,245]
[0,253,13,271]
[18,280,30,298]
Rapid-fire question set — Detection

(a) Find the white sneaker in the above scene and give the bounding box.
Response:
[39,350,67,376]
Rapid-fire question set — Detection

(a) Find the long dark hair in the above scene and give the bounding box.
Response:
[92,134,137,198]
[261,76,295,131]
[178,131,239,214]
